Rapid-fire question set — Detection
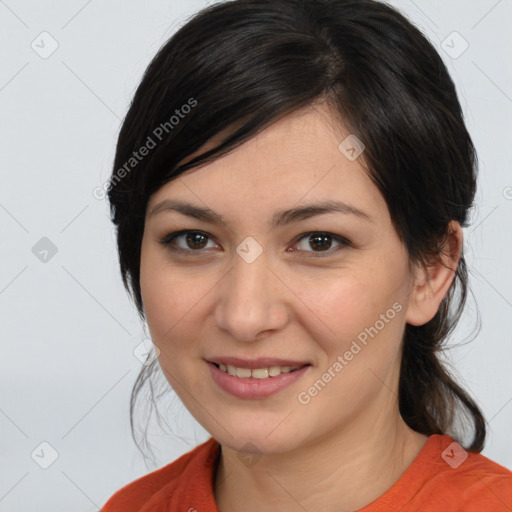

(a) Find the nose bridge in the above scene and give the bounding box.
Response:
[215,238,287,341]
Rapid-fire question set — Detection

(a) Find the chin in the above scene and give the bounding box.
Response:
[201,413,306,454]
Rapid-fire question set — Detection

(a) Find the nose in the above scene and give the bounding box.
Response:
[214,246,289,342]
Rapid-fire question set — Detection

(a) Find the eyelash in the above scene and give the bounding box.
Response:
[158,230,351,258]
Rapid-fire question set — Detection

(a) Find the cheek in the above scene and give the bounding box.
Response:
[140,271,201,389]
[300,274,408,404]
[141,272,192,345]
[140,243,179,344]
[299,275,406,409]
[300,267,404,350]
[139,248,212,360]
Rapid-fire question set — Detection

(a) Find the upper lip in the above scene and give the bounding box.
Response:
[207,357,310,369]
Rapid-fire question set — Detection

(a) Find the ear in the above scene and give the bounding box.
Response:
[405,221,463,326]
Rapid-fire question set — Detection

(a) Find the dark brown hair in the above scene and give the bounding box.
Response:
[107,0,485,458]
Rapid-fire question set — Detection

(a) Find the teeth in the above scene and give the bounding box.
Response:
[269,366,282,377]
[236,367,252,378]
[218,363,302,379]
[252,368,268,379]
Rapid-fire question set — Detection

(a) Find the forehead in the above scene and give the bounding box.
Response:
[146,104,386,225]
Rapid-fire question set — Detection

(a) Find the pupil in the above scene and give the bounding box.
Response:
[187,232,207,249]
[310,234,331,251]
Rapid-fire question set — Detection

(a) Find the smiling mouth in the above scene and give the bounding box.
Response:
[212,362,308,379]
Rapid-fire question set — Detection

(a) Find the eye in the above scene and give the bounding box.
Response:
[291,231,351,257]
[159,229,351,257]
[159,230,219,253]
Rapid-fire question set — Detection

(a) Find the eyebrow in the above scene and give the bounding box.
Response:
[148,199,373,227]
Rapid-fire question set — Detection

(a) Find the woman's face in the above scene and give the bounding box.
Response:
[140,103,420,453]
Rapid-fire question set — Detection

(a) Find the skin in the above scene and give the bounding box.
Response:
[140,101,462,511]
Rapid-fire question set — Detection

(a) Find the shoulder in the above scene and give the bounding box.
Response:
[414,435,512,511]
[361,434,512,512]
[101,437,219,512]
[445,440,512,508]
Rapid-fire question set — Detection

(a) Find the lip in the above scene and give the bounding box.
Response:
[207,361,311,399]
[206,356,310,369]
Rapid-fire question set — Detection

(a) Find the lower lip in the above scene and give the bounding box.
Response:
[208,362,310,399]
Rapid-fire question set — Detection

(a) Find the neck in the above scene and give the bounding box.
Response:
[214,411,428,512]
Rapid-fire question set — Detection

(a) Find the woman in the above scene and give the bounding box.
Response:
[102,0,512,510]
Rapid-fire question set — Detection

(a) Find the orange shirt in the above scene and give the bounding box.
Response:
[102,434,512,511]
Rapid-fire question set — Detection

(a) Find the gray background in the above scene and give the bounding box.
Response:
[0,0,511,510]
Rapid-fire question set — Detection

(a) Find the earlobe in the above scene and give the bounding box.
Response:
[405,221,463,327]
